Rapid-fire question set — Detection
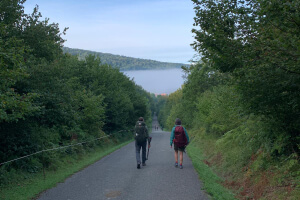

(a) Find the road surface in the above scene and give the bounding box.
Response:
[38,118,209,200]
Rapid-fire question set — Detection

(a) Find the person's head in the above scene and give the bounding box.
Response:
[138,117,144,121]
[175,118,181,125]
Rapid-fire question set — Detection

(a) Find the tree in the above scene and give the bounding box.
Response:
[21,5,67,62]
[191,0,300,155]
[0,0,39,123]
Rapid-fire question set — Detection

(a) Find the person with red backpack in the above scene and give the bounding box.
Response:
[170,118,189,169]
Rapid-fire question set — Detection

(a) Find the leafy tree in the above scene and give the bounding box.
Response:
[0,0,39,123]
[181,62,228,128]
[79,55,151,132]
[191,0,300,155]
[20,6,67,62]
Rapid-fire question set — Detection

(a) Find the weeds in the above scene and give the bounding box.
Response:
[188,128,300,200]
[0,139,132,200]
[187,142,237,200]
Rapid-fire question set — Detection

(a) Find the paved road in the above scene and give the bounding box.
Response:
[38,118,209,200]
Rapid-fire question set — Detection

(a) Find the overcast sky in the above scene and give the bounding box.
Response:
[23,0,197,64]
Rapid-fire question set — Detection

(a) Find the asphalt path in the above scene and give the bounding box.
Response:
[38,118,209,200]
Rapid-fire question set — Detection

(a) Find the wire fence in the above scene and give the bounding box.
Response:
[0,129,132,166]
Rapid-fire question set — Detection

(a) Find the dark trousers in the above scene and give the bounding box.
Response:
[135,140,147,164]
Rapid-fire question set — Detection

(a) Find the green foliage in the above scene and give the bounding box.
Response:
[0,2,39,123]
[215,117,268,173]
[195,85,245,136]
[0,139,132,200]
[165,89,185,129]
[63,47,188,71]
[158,62,229,130]
[191,0,300,155]
[156,95,168,126]
[21,6,67,62]
[183,63,230,128]
[157,89,185,131]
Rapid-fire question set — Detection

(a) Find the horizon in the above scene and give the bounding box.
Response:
[63,46,190,65]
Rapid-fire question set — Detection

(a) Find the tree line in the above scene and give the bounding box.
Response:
[158,0,299,198]
[0,0,154,182]
[63,47,188,71]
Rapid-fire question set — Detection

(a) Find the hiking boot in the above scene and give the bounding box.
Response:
[175,162,178,168]
[179,164,183,169]
[142,163,146,166]
[137,164,140,169]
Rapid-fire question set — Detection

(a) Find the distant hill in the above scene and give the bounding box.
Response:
[62,47,188,71]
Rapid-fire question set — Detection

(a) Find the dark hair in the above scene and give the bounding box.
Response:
[175,118,181,125]
[138,117,144,121]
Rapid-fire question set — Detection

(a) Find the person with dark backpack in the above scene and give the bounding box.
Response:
[134,117,150,169]
[170,118,189,169]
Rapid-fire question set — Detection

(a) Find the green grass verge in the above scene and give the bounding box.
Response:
[0,140,133,200]
[187,143,237,200]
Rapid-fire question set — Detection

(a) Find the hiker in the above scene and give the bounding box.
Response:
[134,117,150,169]
[170,118,189,169]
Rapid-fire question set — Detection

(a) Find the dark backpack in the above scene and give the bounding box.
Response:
[135,121,147,144]
[173,126,187,148]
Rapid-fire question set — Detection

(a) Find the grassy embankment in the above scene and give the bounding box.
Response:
[187,128,300,200]
[188,142,237,200]
[0,139,133,200]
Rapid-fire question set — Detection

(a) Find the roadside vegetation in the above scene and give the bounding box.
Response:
[158,0,300,199]
[0,138,132,200]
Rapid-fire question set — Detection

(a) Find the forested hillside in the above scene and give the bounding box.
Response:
[63,47,187,70]
[0,1,154,188]
[158,0,300,199]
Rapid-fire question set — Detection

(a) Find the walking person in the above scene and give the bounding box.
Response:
[170,118,189,169]
[134,117,150,169]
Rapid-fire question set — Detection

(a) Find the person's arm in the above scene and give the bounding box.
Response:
[170,127,175,146]
[184,127,190,143]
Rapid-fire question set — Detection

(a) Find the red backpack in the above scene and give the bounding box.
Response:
[173,126,188,147]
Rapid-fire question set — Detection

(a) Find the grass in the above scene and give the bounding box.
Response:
[186,128,300,200]
[0,139,133,200]
[187,142,237,200]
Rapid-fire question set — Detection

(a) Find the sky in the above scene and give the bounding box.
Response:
[23,0,197,64]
